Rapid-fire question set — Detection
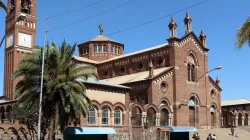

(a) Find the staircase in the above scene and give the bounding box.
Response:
[189,127,250,140]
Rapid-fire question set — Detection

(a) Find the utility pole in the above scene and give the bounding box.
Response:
[37,18,48,140]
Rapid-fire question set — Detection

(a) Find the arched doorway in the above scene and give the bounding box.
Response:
[211,112,215,127]
[131,106,142,126]
[160,109,169,126]
[210,105,216,127]
[147,107,156,126]
[223,111,234,127]
[188,97,198,126]
[238,113,243,126]
[244,113,248,125]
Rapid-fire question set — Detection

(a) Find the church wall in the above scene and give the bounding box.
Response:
[170,36,212,127]
[151,71,174,109]
[86,89,126,105]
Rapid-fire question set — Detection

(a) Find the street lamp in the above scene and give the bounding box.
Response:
[0,0,8,14]
[0,13,27,48]
[193,66,222,128]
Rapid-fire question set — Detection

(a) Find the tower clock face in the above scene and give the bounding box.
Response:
[18,32,32,48]
[6,34,13,48]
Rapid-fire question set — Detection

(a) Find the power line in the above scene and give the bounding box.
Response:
[47,0,108,19]
[48,0,137,32]
[70,0,209,45]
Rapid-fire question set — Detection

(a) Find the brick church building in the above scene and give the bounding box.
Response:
[0,0,222,139]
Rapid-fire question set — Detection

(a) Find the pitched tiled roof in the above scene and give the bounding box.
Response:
[99,43,168,63]
[74,43,169,64]
[103,67,172,84]
[73,56,98,64]
[77,77,130,89]
[88,35,121,44]
[221,98,250,106]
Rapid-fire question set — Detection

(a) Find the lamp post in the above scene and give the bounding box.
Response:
[193,66,222,128]
[0,13,27,48]
[37,18,48,140]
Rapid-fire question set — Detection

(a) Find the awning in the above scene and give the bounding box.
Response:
[64,127,117,135]
[166,126,197,132]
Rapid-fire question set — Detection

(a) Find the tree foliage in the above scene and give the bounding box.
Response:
[235,15,250,48]
[12,41,97,140]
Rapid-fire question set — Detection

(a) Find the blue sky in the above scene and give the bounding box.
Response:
[0,0,250,100]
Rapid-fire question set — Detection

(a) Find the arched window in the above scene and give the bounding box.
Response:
[160,109,169,126]
[103,45,107,52]
[114,108,121,125]
[102,108,109,124]
[187,54,196,82]
[191,65,195,82]
[88,108,95,124]
[160,100,168,106]
[118,47,120,54]
[131,106,142,126]
[98,44,102,52]
[93,45,97,52]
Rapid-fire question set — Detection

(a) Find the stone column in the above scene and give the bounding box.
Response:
[221,117,223,127]
[168,113,173,126]
[142,112,147,127]
[110,111,114,126]
[156,113,160,126]
[0,113,2,123]
[129,112,132,126]
[98,110,102,126]
[235,116,238,126]
[4,112,8,120]
[248,117,250,126]
[242,116,245,126]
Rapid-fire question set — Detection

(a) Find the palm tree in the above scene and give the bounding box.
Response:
[12,41,98,140]
[235,15,250,48]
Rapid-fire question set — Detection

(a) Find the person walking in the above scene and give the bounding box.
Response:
[207,133,212,140]
[195,133,201,140]
[231,126,235,136]
[211,134,217,140]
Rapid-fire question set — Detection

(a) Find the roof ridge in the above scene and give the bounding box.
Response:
[99,43,168,63]
[222,98,250,101]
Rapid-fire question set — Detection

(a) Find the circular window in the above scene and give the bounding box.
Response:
[120,67,125,74]
[211,90,216,99]
[160,81,168,93]
[157,57,164,66]
[137,63,143,70]
[104,71,109,76]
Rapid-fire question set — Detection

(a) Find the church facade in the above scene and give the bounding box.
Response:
[0,0,222,139]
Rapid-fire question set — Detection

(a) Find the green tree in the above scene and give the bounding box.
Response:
[12,41,97,140]
[235,15,250,48]
[12,101,39,129]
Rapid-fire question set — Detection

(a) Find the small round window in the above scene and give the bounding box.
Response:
[120,67,125,74]
[160,81,168,93]
[157,57,164,66]
[104,71,109,76]
[211,90,216,99]
[138,63,143,70]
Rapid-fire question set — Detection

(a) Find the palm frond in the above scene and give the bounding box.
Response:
[235,15,250,48]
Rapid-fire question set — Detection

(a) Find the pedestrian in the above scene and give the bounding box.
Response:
[195,133,201,140]
[231,126,234,136]
[192,133,196,139]
[207,133,212,140]
[212,134,217,140]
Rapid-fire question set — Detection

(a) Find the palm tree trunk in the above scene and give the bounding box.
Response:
[48,113,56,140]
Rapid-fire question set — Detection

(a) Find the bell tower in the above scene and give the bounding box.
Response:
[4,0,37,99]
